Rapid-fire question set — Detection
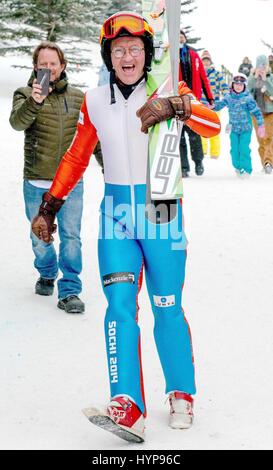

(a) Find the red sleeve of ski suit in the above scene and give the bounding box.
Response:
[178,81,221,138]
[49,94,98,200]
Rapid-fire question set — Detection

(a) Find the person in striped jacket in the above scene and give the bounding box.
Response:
[201,50,229,159]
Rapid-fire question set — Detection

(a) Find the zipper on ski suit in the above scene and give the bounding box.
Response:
[123,98,136,229]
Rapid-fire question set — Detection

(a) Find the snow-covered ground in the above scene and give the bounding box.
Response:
[1,56,273,451]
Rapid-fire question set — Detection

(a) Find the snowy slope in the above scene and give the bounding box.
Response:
[0,57,273,450]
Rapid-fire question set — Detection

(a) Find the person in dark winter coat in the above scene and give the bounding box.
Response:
[179,30,214,177]
[9,42,85,313]
[238,57,253,77]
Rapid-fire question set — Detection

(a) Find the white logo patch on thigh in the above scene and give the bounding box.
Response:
[153,295,175,307]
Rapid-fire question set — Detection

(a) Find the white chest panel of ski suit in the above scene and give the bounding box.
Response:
[85,80,148,186]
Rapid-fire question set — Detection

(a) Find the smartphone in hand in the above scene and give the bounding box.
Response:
[37,68,50,96]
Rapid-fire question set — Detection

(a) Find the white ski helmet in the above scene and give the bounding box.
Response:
[231,73,247,92]
[232,72,248,84]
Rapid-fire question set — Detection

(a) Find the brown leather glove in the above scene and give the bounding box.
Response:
[31,192,65,243]
[136,95,192,133]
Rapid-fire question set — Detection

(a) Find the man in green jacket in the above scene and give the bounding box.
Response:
[9,41,85,313]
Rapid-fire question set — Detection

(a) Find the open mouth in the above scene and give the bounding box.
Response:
[122,65,135,73]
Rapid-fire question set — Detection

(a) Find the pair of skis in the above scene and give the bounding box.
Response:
[145,0,183,201]
[83,0,181,443]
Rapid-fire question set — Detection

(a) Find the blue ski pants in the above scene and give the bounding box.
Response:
[98,184,196,415]
[230,131,252,173]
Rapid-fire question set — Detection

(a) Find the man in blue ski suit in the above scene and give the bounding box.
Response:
[31,12,220,442]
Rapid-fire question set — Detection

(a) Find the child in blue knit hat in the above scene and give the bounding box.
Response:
[214,73,264,176]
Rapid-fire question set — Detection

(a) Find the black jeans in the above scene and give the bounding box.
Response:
[180,125,204,172]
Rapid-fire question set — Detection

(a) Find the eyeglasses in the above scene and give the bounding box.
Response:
[111,46,144,58]
[100,13,153,42]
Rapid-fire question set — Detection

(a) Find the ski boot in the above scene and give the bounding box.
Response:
[169,391,194,429]
[83,396,145,443]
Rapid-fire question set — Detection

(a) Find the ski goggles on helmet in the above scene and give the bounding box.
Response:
[100,13,154,44]
[233,75,247,84]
